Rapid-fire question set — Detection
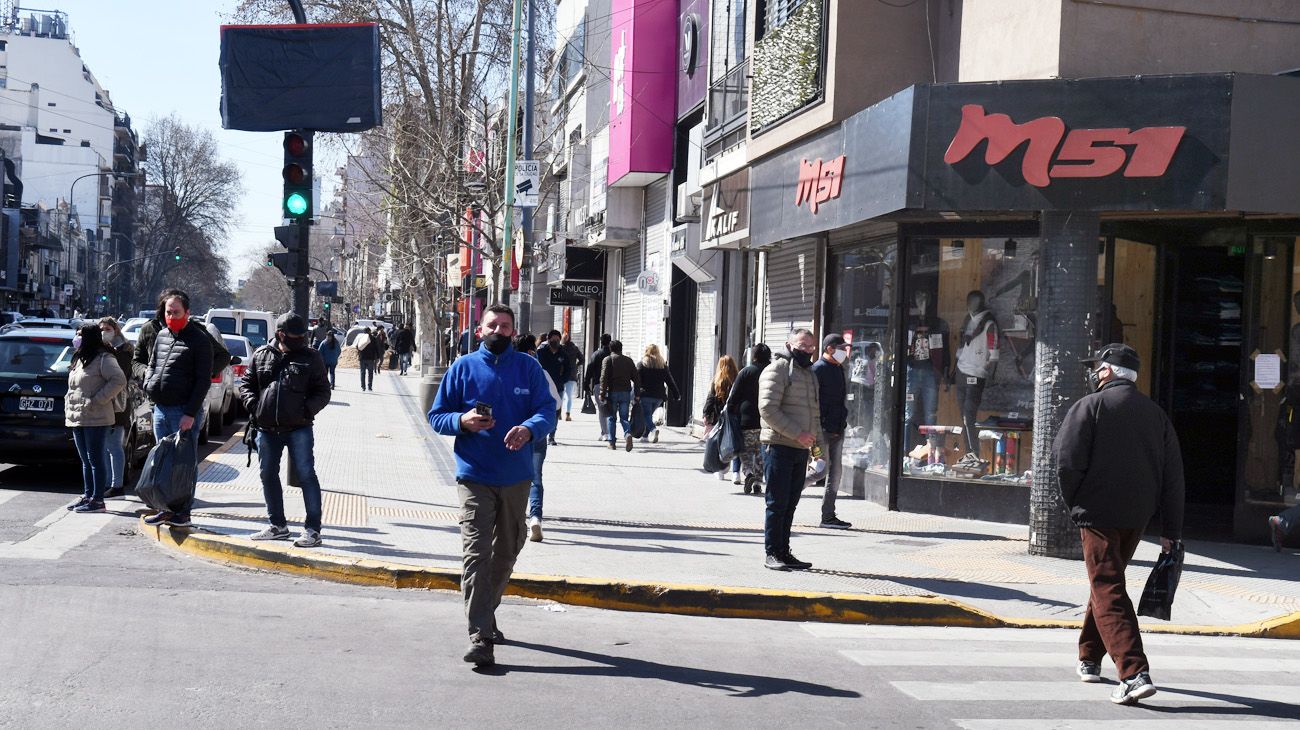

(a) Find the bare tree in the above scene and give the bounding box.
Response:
[236,245,293,312]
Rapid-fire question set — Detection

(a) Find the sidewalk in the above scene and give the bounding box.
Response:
[163,365,1300,635]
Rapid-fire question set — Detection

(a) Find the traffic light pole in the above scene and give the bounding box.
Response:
[293,220,310,320]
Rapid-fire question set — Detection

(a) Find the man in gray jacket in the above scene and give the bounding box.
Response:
[758,328,821,571]
[1055,343,1184,705]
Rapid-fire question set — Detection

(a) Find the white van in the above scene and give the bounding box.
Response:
[206,308,277,349]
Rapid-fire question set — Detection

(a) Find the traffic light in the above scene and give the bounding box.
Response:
[269,225,304,278]
[282,130,313,220]
[99,293,108,303]
[322,300,331,312]
[174,246,182,261]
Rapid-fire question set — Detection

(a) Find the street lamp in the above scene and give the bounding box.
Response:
[63,171,143,314]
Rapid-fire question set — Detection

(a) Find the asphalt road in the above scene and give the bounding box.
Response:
[0,449,1296,728]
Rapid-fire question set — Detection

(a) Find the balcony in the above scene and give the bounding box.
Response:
[706,60,749,140]
[750,0,825,134]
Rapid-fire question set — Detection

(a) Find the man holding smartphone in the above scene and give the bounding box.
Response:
[427,304,557,668]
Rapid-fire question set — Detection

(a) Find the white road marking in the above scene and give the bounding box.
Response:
[0,490,22,506]
[0,506,113,560]
[843,649,1300,672]
[956,722,1300,730]
[891,681,1296,705]
[801,623,1299,651]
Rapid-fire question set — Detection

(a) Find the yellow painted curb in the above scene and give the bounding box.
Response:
[138,518,1300,637]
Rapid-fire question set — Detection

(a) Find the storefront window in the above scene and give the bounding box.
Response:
[826,242,897,480]
[902,237,1039,485]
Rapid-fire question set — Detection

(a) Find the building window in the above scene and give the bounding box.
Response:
[554,17,586,100]
[901,237,1041,486]
[705,0,749,137]
[62,129,71,134]
[758,0,810,39]
[47,102,56,107]
[750,0,824,133]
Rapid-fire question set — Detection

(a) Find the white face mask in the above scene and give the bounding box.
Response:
[832,348,849,364]
[101,331,114,345]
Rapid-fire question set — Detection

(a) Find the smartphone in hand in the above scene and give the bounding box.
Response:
[474,402,493,418]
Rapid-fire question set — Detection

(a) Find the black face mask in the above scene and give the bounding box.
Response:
[483,333,511,355]
[1086,365,1105,393]
[790,348,813,368]
[281,334,307,352]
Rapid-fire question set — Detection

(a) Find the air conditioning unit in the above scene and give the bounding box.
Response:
[676,182,701,222]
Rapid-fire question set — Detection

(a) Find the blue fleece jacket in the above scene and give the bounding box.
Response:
[427,343,557,486]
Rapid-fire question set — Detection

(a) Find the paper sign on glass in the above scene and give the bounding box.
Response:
[1255,353,1281,390]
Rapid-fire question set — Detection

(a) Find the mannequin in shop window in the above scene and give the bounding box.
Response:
[954,290,998,456]
[904,289,950,461]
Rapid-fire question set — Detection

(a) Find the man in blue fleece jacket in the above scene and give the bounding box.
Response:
[427,303,556,667]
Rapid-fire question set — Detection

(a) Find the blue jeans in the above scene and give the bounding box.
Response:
[399,352,412,374]
[256,426,323,532]
[360,360,376,390]
[606,391,633,441]
[1277,503,1300,535]
[325,362,337,388]
[72,425,111,501]
[563,380,578,413]
[530,438,547,519]
[153,404,203,514]
[764,443,809,556]
[640,396,663,435]
[106,424,126,489]
[905,365,939,448]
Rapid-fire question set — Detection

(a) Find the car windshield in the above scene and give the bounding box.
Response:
[223,337,249,358]
[210,316,237,335]
[0,338,73,377]
[242,321,268,347]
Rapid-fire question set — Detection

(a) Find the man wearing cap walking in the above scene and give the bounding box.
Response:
[1055,343,1184,705]
[811,333,852,529]
[239,314,333,548]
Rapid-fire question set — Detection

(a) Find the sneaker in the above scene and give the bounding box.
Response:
[103,486,125,499]
[73,500,106,513]
[488,627,506,644]
[1269,516,1285,553]
[716,471,728,481]
[764,554,790,571]
[565,412,571,422]
[819,517,853,530]
[1110,672,1157,704]
[608,441,617,450]
[781,552,813,570]
[143,511,173,526]
[66,497,90,511]
[251,525,292,541]
[166,513,192,528]
[294,529,322,548]
[625,434,634,452]
[1077,660,1102,683]
[652,430,659,443]
[528,516,543,542]
[733,472,743,485]
[463,637,495,666]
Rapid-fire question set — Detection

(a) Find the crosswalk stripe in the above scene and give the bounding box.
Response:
[956,721,1299,729]
[843,649,1300,672]
[0,490,21,506]
[802,624,1298,651]
[0,507,113,560]
[892,681,1295,705]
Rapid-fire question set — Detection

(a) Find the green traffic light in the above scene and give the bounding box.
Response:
[286,192,309,217]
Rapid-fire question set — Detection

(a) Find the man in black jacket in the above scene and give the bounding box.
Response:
[585,333,613,440]
[726,344,771,494]
[1054,343,1184,705]
[240,314,333,547]
[536,330,570,445]
[393,323,416,375]
[141,291,213,529]
[810,334,851,529]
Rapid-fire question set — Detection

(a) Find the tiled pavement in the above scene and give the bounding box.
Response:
[188,365,1300,626]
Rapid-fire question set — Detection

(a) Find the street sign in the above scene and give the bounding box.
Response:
[549,288,585,306]
[514,159,539,207]
[559,279,603,300]
[352,304,360,314]
[62,284,73,296]
[315,280,338,297]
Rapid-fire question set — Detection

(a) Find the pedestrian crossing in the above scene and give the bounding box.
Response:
[802,624,1300,723]
[0,490,118,560]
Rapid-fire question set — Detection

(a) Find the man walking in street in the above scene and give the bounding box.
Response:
[427,304,556,667]
[536,330,570,446]
[599,339,640,452]
[811,334,852,529]
[758,328,821,571]
[241,314,333,548]
[392,323,416,376]
[141,291,212,529]
[357,327,379,391]
[560,332,583,422]
[1056,343,1184,705]
[585,334,613,441]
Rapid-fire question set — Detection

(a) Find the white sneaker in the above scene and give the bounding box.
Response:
[528,516,543,542]
[652,430,659,443]
[732,472,743,485]
[716,471,728,481]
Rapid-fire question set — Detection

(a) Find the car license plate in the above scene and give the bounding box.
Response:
[19,397,54,412]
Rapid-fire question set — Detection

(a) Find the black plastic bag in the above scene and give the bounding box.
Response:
[1137,542,1185,621]
[136,430,199,514]
[630,401,648,439]
[703,423,727,473]
[581,394,597,415]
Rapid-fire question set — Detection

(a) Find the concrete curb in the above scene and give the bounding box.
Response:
[139,517,1300,638]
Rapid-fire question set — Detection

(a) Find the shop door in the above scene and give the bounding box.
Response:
[666,266,696,427]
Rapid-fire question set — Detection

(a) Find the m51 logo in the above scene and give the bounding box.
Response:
[943,104,1186,188]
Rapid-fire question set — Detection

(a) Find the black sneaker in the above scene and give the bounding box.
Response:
[143,511,173,526]
[781,553,813,570]
[73,500,106,514]
[625,434,634,452]
[166,513,192,528]
[1077,660,1102,683]
[463,637,495,666]
[819,517,853,529]
[1269,516,1285,553]
[66,497,90,511]
[488,627,506,644]
[764,554,790,571]
[1111,671,1157,705]
[103,486,126,499]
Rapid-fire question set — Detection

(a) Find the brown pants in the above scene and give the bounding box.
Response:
[458,479,531,640]
[1078,527,1149,680]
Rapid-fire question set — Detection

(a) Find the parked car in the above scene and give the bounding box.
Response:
[0,311,24,327]
[206,308,275,349]
[222,334,255,418]
[0,318,78,335]
[200,322,239,443]
[0,328,155,470]
[120,318,149,339]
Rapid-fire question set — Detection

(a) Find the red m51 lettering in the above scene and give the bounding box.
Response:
[943,104,1186,188]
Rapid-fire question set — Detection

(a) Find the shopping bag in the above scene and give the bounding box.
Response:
[581,394,597,415]
[630,401,648,438]
[136,430,199,514]
[717,409,741,463]
[1137,542,1185,621]
[653,406,667,426]
[702,423,727,473]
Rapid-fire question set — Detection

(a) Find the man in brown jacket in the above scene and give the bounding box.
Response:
[758,328,821,571]
[599,339,641,451]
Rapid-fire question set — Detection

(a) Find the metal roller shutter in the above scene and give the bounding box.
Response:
[619,225,643,356]
[693,278,718,424]
[763,238,819,347]
[642,178,671,352]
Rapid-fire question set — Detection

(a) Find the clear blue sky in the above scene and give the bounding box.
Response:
[49,0,340,285]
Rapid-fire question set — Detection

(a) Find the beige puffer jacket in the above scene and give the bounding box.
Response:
[758,350,821,449]
[64,351,127,428]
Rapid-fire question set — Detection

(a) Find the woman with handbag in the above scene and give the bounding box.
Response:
[636,344,678,444]
[98,317,135,499]
[65,324,127,513]
[703,355,739,482]
[727,343,772,494]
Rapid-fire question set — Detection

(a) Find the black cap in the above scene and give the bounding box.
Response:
[276,313,308,336]
[1082,343,1140,371]
[822,333,848,350]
